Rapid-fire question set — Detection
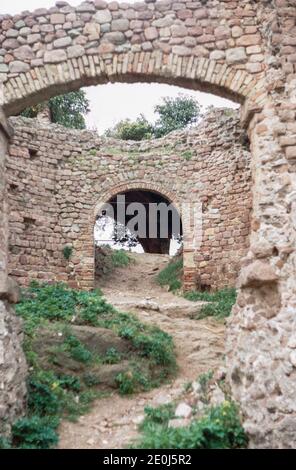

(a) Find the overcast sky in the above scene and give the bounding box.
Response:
[1,0,237,133]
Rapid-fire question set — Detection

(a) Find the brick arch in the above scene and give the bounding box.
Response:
[2,53,263,117]
[92,180,180,222]
[75,179,185,289]
[0,0,267,121]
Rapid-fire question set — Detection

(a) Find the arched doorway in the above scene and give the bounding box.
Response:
[95,189,183,255]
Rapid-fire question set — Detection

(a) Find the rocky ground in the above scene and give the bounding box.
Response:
[58,253,225,449]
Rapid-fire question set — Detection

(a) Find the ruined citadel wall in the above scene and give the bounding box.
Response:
[0,114,27,436]
[6,108,252,291]
[1,0,296,449]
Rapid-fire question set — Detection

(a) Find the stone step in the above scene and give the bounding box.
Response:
[106,298,208,318]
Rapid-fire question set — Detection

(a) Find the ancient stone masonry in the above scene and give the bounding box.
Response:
[0,112,27,436]
[226,1,296,450]
[0,0,266,118]
[6,108,251,292]
[0,0,296,449]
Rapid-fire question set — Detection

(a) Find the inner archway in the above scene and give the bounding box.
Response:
[95,189,183,256]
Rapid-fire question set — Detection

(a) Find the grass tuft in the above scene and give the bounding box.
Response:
[156,258,183,292]
[185,288,236,319]
[111,249,131,268]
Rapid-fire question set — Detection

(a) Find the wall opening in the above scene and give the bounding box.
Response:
[95,189,183,255]
[94,188,183,284]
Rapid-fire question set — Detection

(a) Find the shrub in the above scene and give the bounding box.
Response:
[131,327,176,367]
[111,249,131,268]
[116,371,137,395]
[12,416,59,449]
[57,374,81,393]
[0,436,11,449]
[141,404,175,429]
[83,373,101,387]
[156,258,183,292]
[133,401,247,449]
[63,334,93,363]
[184,288,237,319]
[16,282,115,330]
[62,245,73,260]
[198,370,214,390]
[103,347,122,364]
[105,115,153,141]
[116,367,149,395]
[28,376,61,416]
[182,150,193,161]
[95,246,131,278]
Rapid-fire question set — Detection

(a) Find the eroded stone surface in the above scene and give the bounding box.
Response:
[0,300,27,434]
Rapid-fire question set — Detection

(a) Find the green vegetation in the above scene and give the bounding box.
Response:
[141,403,175,428]
[17,282,176,373]
[105,94,201,141]
[0,282,176,448]
[62,334,93,363]
[105,115,154,141]
[11,416,60,450]
[156,258,183,292]
[21,90,90,130]
[185,288,236,320]
[155,258,235,319]
[182,150,193,161]
[154,95,201,138]
[62,245,73,260]
[132,400,247,449]
[116,367,149,395]
[103,347,122,365]
[111,249,131,268]
[95,246,132,278]
[198,370,214,391]
[0,436,11,449]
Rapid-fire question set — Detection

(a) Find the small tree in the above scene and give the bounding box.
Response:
[21,90,90,130]
[153,94,201,138]
[105,114,153,141]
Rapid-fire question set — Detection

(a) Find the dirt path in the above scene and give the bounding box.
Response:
[58,253,225,449]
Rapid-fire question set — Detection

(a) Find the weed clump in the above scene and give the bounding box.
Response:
[185,288,236,319]
[132,400,247,449]
[156,258,183,292]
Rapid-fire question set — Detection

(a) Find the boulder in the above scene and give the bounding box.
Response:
[175,402,192,419]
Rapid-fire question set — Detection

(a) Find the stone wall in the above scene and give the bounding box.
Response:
[0,299,27,435]
[6,108,251,291]
[0,0,265,118]
[0,112,27,435]
[226,1,296,449]
[1,0,296,449]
